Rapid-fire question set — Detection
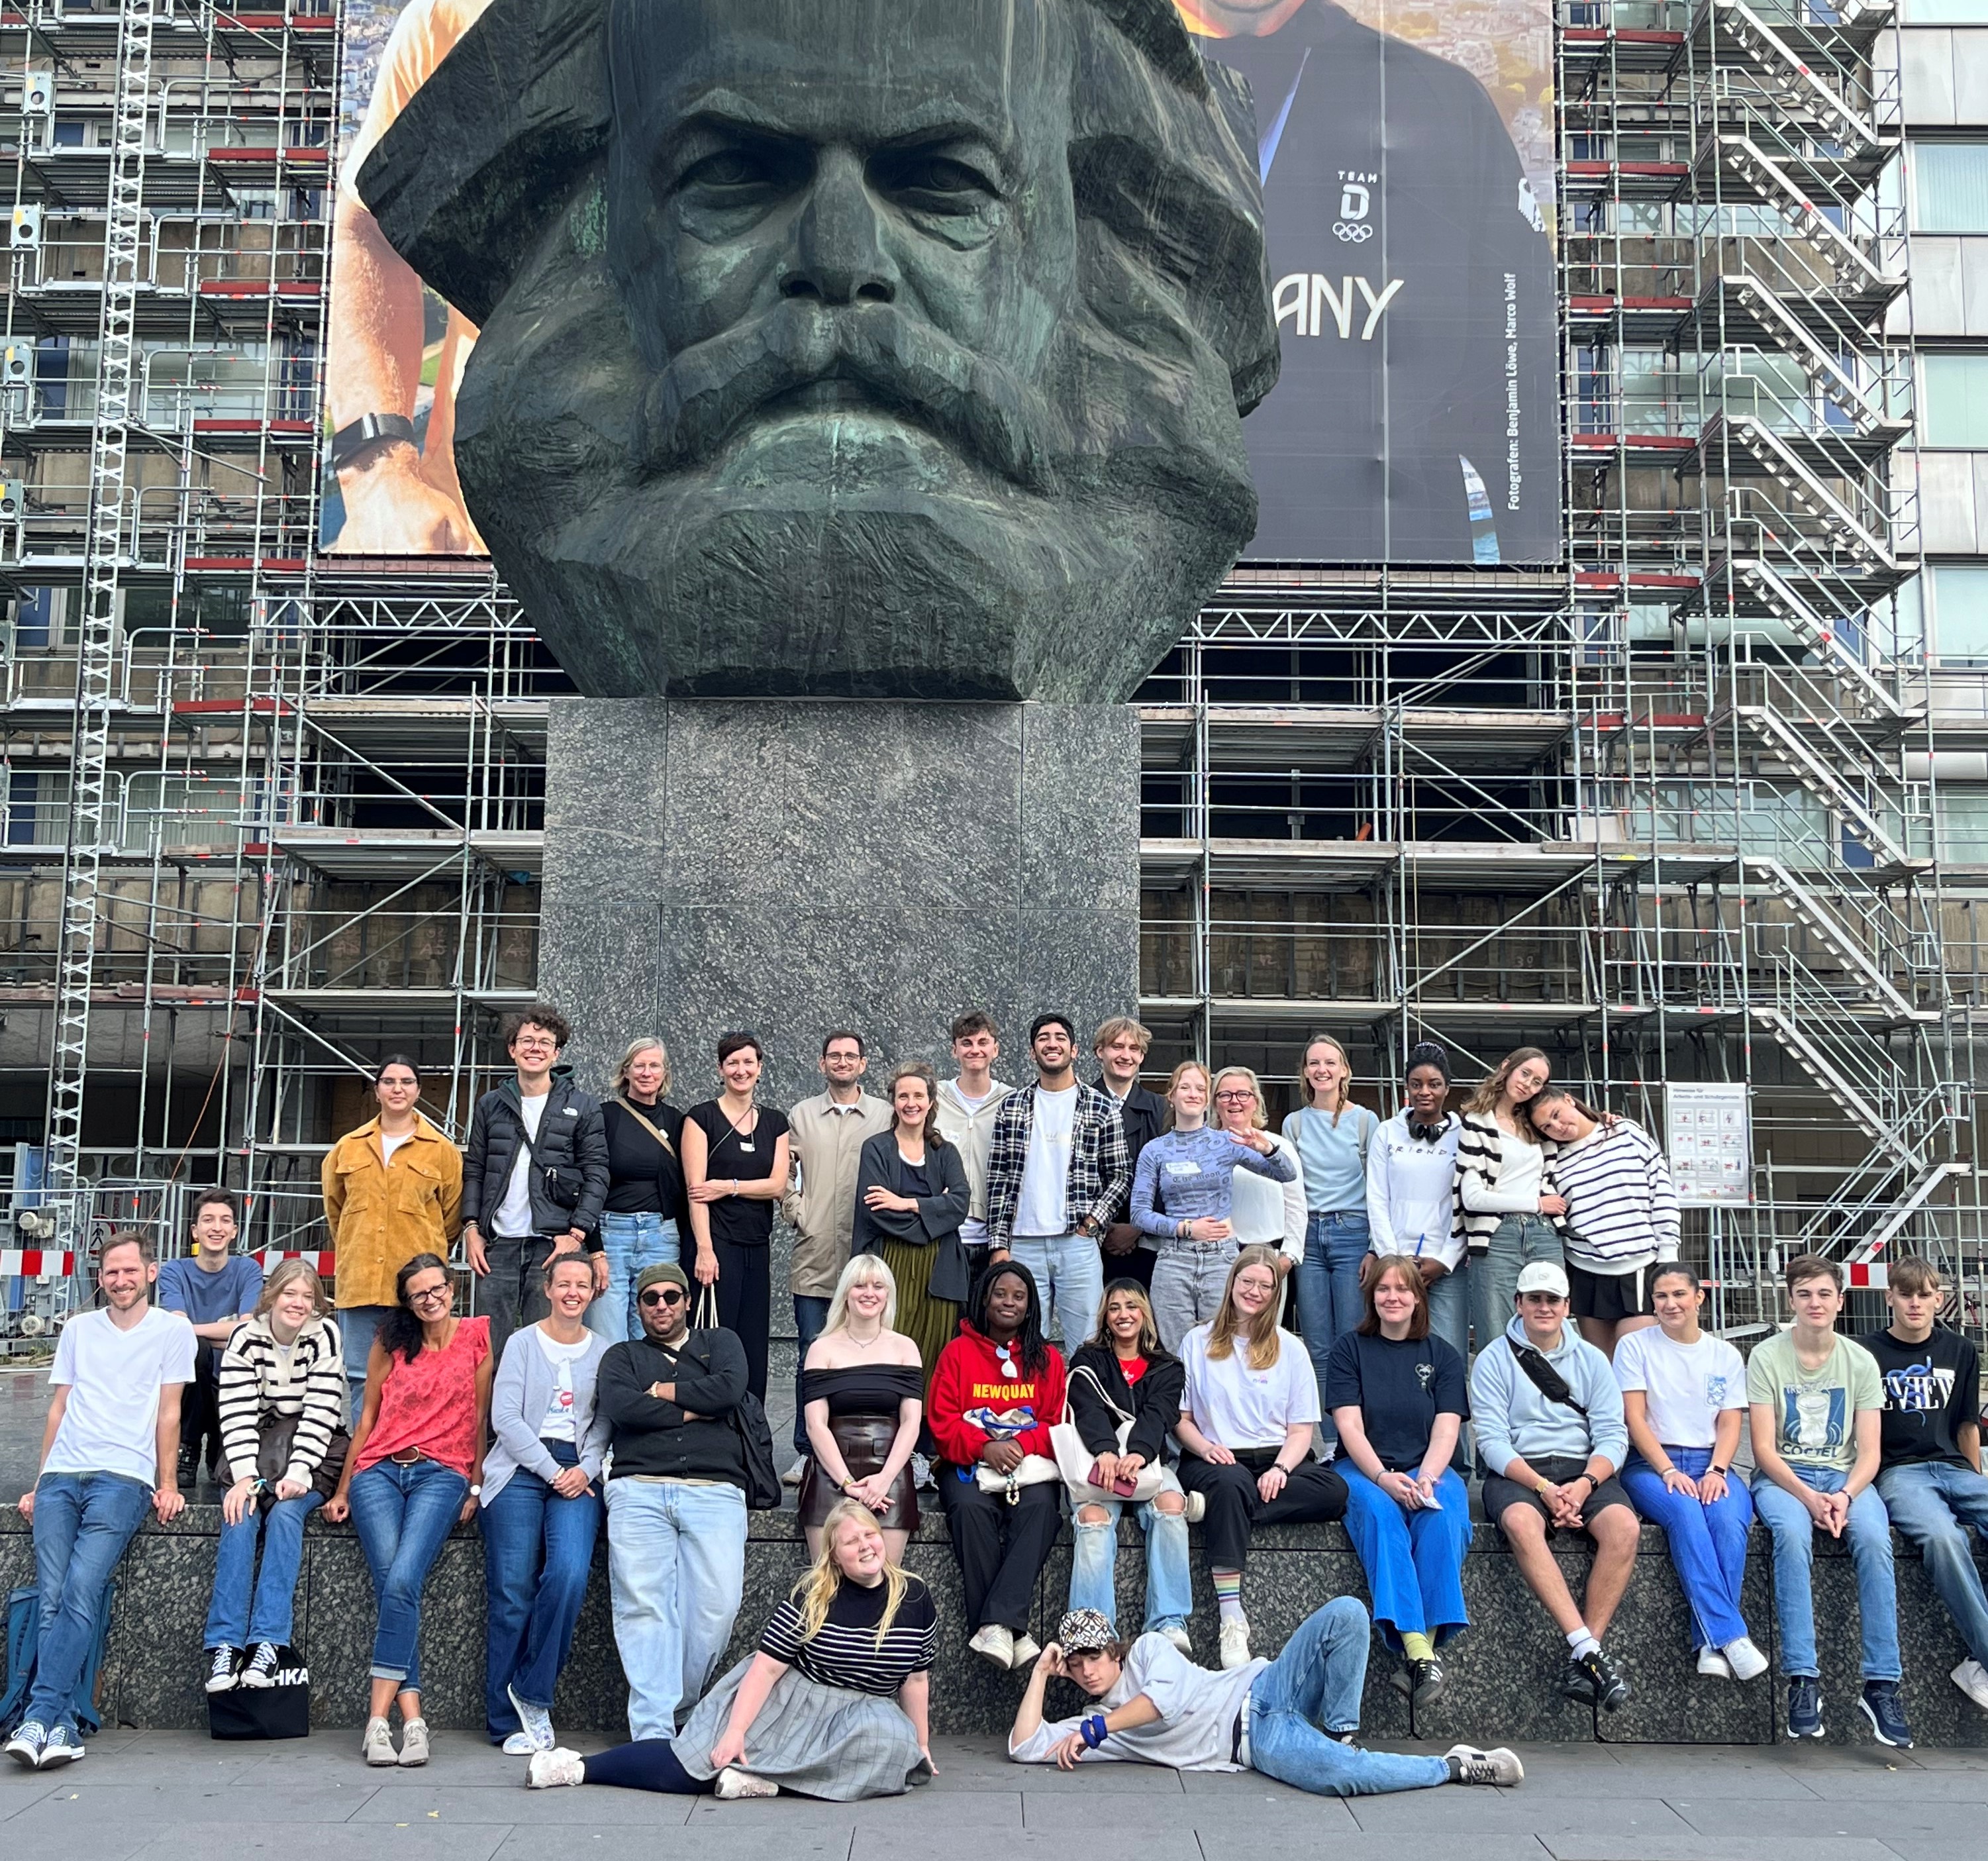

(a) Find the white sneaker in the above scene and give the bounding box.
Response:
[1446,1744,1524,1787]
[1723,1636,1769,1682]
[1219,1619,1252,1670]
[1183,1491,1206,1524]
[969,1624,1015,1670]
[1011,1635,1042,1670]
[782,1456,807,1487]
[397,1717,430,1767]
[507,1683,556,1752]
[1697,1646,1734,1679]
[1953,1658,1988,1711]
[1160,1627,1193,1656]
[715,1766,779,1800]
[527,1747,587,1789]
[911,1452,936,1489]
[363,1717,398,1767]
[502,1732,538,1755]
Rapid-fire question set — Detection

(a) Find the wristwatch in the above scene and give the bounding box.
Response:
[329,411,418,473]
[1708,1464,1729,1478]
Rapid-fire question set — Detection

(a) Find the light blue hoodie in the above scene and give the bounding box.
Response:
[1469,1313,1628,1474]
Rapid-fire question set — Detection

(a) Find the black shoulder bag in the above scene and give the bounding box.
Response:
[1506,1337,1589,1415]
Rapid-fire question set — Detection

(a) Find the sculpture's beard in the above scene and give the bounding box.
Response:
[453,215,1258,701]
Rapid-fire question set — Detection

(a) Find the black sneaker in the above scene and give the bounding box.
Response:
[1410,1656,1446,1713]
[1575,1647,1629,1713]
[1560,1655,1597,1705]
[238,1642,282,1690]
[177,1446,199,1489]
[204,1646,241,1694]
[1859,1680,1913,1749]
[1786,1676,1824,1738]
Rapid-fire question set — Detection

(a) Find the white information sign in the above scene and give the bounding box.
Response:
[1665,1082,1752,1207]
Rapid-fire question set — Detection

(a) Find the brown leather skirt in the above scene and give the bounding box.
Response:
[797,1413,920,1534]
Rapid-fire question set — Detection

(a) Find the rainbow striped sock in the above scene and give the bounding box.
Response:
[1213,1570,1244,1625]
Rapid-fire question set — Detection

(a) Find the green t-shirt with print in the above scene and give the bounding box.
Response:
[1745,1330,1884,1476]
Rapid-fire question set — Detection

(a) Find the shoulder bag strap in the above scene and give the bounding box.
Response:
[1064,1360,1134,1427]
[1506,1336,1588,1415]
[616,1093,677,1158]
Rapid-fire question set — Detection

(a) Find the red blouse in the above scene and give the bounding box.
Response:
[354,1315,490,1479]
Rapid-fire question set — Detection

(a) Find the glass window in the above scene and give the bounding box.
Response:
[1938,788,1988,862]
[1923,354,1988,445]
[1913,142,1988,233]
[1931,564,1988,662]
[1904,0,1988,21]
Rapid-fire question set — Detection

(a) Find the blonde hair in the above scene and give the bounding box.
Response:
[1093,1016,1154,1056]
[1161,1060,1213,1133]
[1463,1046,1550,1134]
[1210,1065,1267,1131]
[254,1256,330,1321]
[612,1035,673,1100]
[793,1500,911,1646]
[1206,1245,1285,1370]
[1299,1034,1354,1121]
[824,1253,899,1336]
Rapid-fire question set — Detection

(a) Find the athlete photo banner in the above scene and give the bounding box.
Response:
[1187,0,1562,566]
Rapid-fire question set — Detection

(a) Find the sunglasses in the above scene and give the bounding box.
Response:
[639,1287,687,1309]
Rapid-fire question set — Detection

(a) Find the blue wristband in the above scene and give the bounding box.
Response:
[1079,1713,1109,1749]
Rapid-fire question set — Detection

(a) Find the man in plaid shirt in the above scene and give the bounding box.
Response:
[985,1013,1131,1346]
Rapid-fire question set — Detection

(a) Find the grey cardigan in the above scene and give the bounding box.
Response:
[481,1321,613,1505]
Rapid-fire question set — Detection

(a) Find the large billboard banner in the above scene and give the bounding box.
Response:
[323,0,1560,567]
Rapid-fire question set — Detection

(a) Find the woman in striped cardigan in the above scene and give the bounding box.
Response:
[1454,1048,1564,1358]
[203,1258,346,1693]
[1527,1087,1677,1358]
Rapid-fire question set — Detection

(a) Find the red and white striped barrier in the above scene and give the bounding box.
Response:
[1844,1262,1889,1289]
[252,1250,336,1274]
[0,1250,76,1276]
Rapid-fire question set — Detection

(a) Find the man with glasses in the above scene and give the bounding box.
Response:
[594,1262,750,1740]
[1469,1260,1637,1715]
[984,1012,1130,1348]
[462,1004,610,1362]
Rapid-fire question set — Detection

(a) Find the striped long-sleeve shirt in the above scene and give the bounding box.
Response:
[217,1313,347,1487]
[1546,1121,1679,1273]
[1453,1111,1556,1254]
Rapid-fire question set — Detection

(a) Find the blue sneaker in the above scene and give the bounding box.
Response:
[1860,1680,1913,1749]
[3,1721,45,1768]
[1786,1676,1824,1738]
[37,1726,83,1767]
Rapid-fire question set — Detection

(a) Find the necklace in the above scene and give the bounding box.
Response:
[847,1325,885,1350]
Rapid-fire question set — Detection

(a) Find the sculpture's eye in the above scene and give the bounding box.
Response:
[678,142,799,206]
[873,151,999,217]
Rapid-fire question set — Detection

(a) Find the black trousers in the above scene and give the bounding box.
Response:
[179,1344,223,1467]
[1177,1449,1348,1572]
[582,1739,706,1793]
[939,1471,1063,1635]
[711,1239,771,1402]
[483,1233,556,1365]
[1101,1226,1156,1292]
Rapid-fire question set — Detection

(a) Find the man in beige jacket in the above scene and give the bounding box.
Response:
[780,1031,891,1478]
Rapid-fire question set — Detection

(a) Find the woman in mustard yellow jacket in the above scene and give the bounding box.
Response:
[323,1054,464,1422]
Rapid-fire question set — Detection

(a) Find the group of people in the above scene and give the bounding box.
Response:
[5,1005,1988,1792]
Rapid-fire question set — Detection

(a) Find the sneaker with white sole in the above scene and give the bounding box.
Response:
[1722,1636,1769,1682]
[781,1456,807,1487]
[3,1722,46,1769]
[527,1747,587,1789]
[1953,1657,1988,1711]
[1011,1635,1042,1670]
[397,1717,431,1767]
[37,1727,82,1767]
[911,1452,935,1489]
[1446,1744,1524,1787]
[238,1642,282,1689]
[1160,1627,1193,1656]
[715,1767,779,1800]
[968,1623,1015,1670]
[503,1732,539,1756]
[1219,1619,1252,1670]
[1183,1491,1206,1524]
[507,1682,555,1752]
[1697,1646,1734,1680]
[363,1716,398,1766]
[205,1644,242,1694]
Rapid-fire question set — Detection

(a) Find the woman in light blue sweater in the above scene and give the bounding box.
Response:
[1131,1062,1295,1352]
[481,1252,613,1754]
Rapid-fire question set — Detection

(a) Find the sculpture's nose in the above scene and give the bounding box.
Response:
[781,149,899,307]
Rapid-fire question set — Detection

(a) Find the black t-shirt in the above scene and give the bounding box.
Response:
[1322,1329,1469,1472]
[686,1101,791,1248]
[1858,1325,1979,1469]
[601,1097,687,1216]
[758,1574,938,1695]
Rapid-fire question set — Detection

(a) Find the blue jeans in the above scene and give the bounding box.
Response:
[1876,1459,1988,1668]
[1150,1237,1237,1354]
[1751,1464,1899,1680]
[1622,1447,1754,1652]
[1426,1259,1469,1362]
[348,1458,470,1692]
[589,1212,680,1344]
[203,1487,323,1650]
[603,1476,747,1740]
[1007,1233,1104,1351]
[482,1439,601,1736]
[337,1305,394,1425]
[1068,1466,1192,1634]
[791,1294,832,1455]
[25,1472,151,1735]
[1247,1596,1451,1796]
[1339,1466,1471,1650]
[1296,1211,1369,1442]
[1473,1215,1562,1354]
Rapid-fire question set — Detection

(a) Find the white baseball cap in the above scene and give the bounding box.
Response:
[1515,1260,1571,1299]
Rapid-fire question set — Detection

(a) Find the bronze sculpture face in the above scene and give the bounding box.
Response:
[361,0,1276,699]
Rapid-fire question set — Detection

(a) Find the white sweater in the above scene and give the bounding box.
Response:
[1365,1111,1464,1271]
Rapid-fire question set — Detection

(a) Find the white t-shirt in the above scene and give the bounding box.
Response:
[1181,1321,1320,1448]
[44,1305,199,1486]
[493,1091,549,1238]
[536,1327,593,1442]
[381,1130,412,1166]
[1614,1326,1746,1449]
[1015,1085,1077,1238]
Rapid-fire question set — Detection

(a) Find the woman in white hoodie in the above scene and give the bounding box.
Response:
[1362,1043,1466,1360]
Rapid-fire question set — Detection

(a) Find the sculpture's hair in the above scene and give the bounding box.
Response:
[359,0,1276,414]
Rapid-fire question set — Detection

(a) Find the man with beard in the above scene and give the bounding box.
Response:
[356,0,1276,700]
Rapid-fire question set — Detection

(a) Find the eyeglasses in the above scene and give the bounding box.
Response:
[1214,1089,1256,1103]
[407,1283,450,1307]
[639,1287,686,1308]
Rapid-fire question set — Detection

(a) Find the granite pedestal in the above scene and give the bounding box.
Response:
[536,698,1142,1090]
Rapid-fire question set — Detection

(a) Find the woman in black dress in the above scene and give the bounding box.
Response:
[682,1030,791,1401]
[797,1255,925,1562]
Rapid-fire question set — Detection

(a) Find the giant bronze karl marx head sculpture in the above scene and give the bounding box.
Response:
[360,0,1277,700]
